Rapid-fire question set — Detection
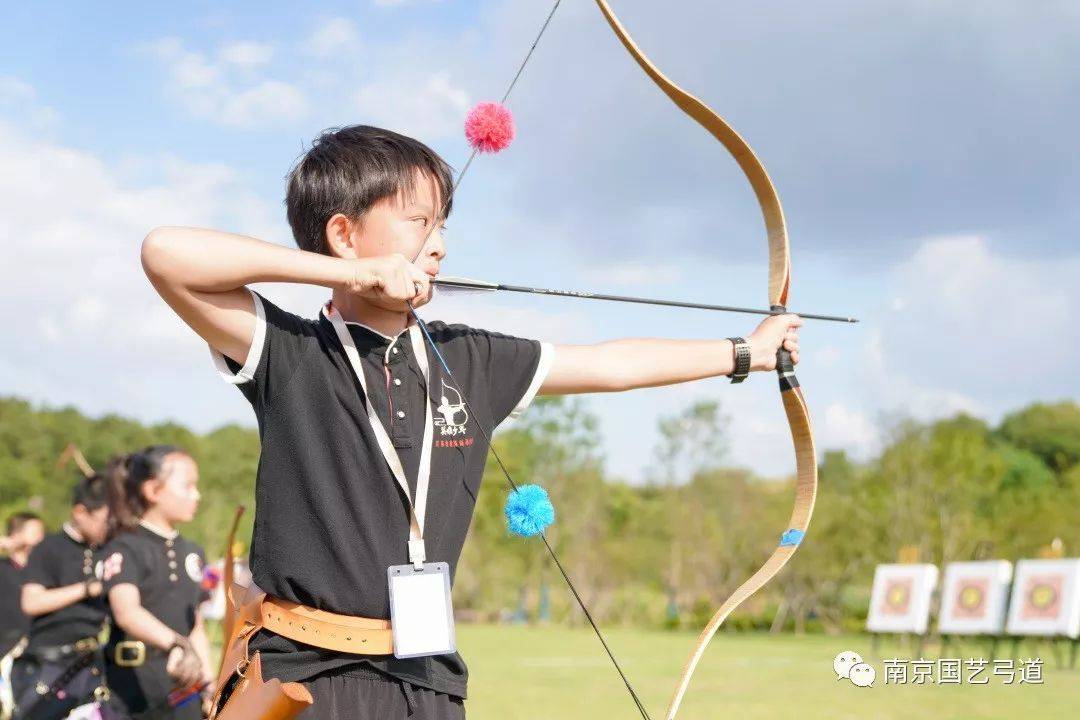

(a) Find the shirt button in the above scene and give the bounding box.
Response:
[393,378,402,386]
[396,410,406,419]
[167,550,176,558]
[169,574,178,582]
[169,561,177,569]
[391,347,399,355]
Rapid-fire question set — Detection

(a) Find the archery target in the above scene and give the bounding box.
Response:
[938,561,1012,635]
[1005,558,1080,638]
[866,564,938,634]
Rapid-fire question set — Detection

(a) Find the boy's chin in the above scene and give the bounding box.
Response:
[372,296,431,313]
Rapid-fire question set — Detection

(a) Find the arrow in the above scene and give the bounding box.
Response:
[433,276,859,323]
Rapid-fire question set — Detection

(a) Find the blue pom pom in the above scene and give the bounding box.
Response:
[504,484,555,537]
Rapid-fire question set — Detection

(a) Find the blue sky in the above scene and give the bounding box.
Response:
[2,1,1077,482]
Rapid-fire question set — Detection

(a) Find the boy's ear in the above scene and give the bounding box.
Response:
[324,214,360,260]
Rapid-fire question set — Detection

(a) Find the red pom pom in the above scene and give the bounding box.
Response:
[464,102,515,153]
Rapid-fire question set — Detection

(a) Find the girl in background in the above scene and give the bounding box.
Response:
[102,446,212,719]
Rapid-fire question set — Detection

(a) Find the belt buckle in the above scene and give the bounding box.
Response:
[74,637,97,653]
[114,640,146,668]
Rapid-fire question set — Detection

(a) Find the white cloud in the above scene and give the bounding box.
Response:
[821,233,1080,457]
[355,71,469,140]
[306,18,361,57]
[218,41,275,70]
[137,37,307,128]
[0,109,286,426]
[219,80,308,127]
[0,76,60,130]
[876,234,1076,394]
[820,401,878,458]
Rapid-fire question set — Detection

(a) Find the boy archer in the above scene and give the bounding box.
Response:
[142,124,802,720]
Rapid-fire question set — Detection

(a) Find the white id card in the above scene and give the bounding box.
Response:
[387,562,456,659]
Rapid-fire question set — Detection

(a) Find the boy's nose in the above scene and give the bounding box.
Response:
[427,230,446,260]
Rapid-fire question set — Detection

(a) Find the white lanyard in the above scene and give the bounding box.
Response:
[324,302,434,569]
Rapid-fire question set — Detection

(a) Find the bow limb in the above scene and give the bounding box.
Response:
[592,2,818,718]
[593,0,791,304]
[664,390,816,719]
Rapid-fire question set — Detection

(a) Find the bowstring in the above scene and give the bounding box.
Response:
[407,1,653,717]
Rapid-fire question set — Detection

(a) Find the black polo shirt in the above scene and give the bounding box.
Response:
[21,528,108,650]
[0,557,29,655]
[102,522,206,637]
[210,290,552,697]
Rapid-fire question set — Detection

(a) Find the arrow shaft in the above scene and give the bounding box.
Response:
[433,279,857,323]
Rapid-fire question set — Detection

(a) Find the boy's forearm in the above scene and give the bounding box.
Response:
[142,226,354,293]
[602,338,741,390]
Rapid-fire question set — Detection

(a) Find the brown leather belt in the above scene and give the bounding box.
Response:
[260,595,393,656]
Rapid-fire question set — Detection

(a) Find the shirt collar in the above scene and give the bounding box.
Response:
[319,302,412,343]
[342,318,401,341]
[62,523,86,545]
[320,314,414,359]
[138,518,179,540]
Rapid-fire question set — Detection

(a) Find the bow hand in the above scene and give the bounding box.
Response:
[747,313,802,372]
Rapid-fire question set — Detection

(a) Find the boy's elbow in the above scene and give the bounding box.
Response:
[140,227,167,270]
[140,227,182,283]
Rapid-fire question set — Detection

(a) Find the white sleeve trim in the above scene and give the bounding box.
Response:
[209,288,266,385]
[507,342,554,421]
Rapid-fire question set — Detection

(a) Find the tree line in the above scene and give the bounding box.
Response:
[1,395,1077,634]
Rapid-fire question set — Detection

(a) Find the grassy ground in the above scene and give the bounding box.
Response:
[456,624,1078,720]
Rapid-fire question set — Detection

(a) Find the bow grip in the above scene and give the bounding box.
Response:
[771,305,799,391]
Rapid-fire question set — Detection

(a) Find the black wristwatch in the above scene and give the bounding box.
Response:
[726,337,751,384]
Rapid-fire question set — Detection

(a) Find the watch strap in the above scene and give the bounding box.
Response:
[727,337,751,383]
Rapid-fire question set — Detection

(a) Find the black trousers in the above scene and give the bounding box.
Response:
[297,671,465,720]
[11,651,106,720]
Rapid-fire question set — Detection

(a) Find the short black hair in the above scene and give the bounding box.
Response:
[285,125,454,255]
[72,473,109,511]
[5,512,42,536]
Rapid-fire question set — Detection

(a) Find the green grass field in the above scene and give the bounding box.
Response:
[457,625,1077,719]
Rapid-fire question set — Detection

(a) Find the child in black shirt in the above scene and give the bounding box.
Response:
[102,447,212,719]
[142,125,801,720]
[11,476,110,720]
[0,512,44,658]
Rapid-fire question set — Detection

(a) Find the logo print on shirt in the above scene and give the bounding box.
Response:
[102,552,123,582]
[185,553,203,583]
[434,379,469,437]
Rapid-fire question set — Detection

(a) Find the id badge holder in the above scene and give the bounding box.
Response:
[387,562,456,659]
